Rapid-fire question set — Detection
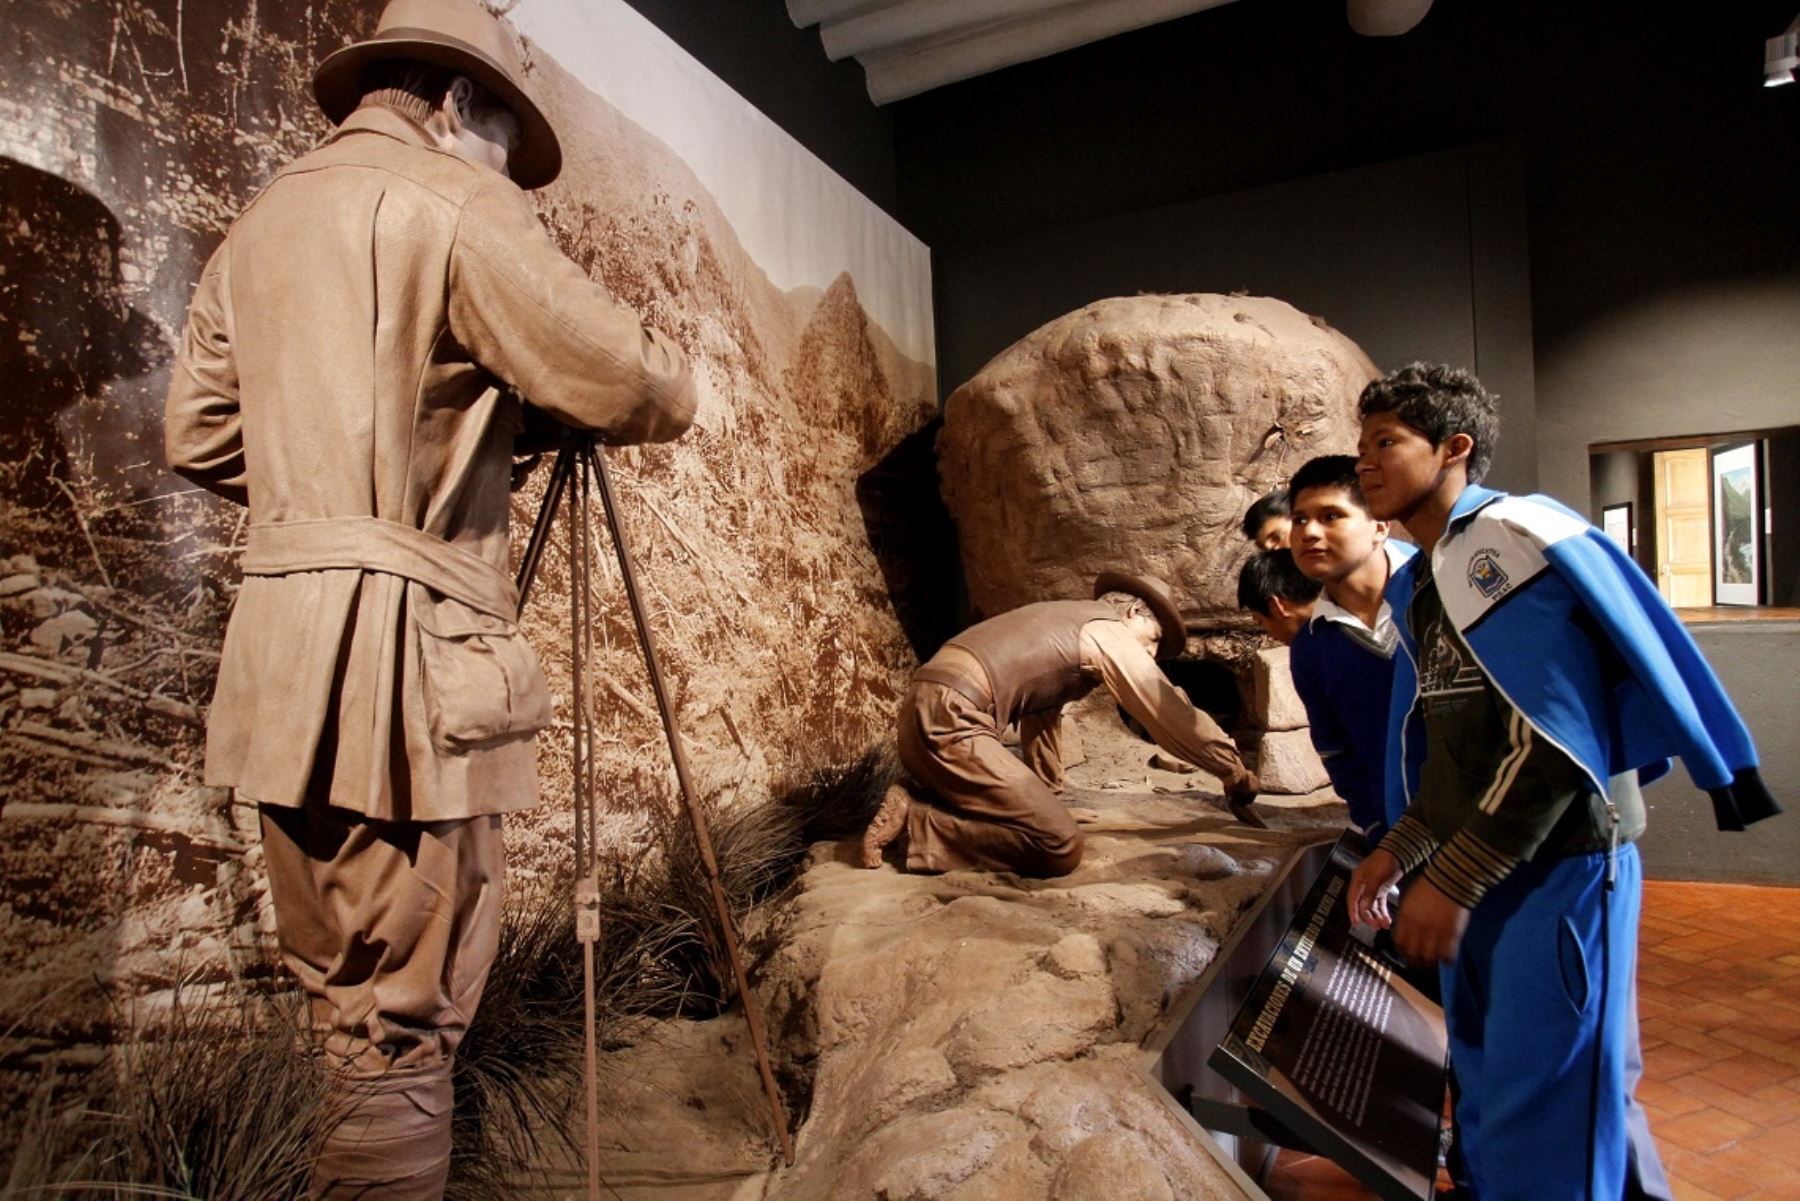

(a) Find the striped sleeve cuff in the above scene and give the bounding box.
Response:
[1377,814,1438,875]
[1422,830,1522,910]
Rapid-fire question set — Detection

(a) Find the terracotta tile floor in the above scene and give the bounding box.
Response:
[1263,881,1800,1201]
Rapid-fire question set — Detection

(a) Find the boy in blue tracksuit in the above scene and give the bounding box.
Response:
[1345,363,1778,1200]
[1284,454,1416,845]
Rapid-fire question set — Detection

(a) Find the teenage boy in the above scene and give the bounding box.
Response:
[1285,455,1416,841]
[1235,548,1321,645]
[1241,489,1292,550]
[1346,363,1777,1201]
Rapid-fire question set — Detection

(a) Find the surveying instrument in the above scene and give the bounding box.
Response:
[515,431,794,1197]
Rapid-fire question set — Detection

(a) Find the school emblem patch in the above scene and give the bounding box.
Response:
[1468,548,1510,599]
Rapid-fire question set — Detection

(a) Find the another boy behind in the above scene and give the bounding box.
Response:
[1347,363,1776,1201]
[1285,455,1415,841]
[1242,489,1292,550]
[1236,548,1320,647]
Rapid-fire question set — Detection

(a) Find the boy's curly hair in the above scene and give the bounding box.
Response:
[1358,362,1499,483]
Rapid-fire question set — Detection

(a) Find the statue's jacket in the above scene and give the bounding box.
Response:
[165,105,695,821]
[1382,484,1780,835]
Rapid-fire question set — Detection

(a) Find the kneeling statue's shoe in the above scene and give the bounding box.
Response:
[861,782,912,868]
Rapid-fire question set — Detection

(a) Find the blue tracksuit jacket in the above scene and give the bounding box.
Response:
[1383,485,1780,833]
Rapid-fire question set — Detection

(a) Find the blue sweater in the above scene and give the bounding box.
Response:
[1383,485,1780,833]
[1289,541,1417,837]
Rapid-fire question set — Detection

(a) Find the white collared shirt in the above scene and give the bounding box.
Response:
[1306,539,1412,656]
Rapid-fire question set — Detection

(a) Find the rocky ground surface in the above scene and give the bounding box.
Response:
[547,700,1347,1200]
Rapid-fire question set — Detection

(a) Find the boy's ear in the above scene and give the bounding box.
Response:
[1442,431,1476,471]
[1372,520,1390,542]
[1270,596,1300,620]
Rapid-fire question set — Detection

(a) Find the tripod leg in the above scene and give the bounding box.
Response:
[585,442,796,1167]
[515,442,578,614]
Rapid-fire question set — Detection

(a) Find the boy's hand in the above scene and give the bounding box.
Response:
[1393,877,1471,965]
[1347,849,1402,929]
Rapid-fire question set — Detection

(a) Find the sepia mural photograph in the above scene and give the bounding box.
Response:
[0,0,937,1188]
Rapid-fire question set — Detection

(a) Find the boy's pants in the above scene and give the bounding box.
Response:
[1440,844,1659,1201]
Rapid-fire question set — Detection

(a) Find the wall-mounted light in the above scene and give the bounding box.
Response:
[1766,14,1800,87]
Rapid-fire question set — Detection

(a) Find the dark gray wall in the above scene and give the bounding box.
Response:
[1537,283,1800,520]
[1638,623,1800,884]
[892,0,1800,512]
[931,143,1540,492]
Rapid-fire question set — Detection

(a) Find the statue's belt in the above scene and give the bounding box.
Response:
[242,516,518,620]
[911,663,992,711]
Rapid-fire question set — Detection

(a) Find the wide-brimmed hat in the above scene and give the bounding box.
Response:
[313,0,562,189]
[1093,572,1188,660]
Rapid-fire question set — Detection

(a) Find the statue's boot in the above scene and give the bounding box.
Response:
[861,781,913,868]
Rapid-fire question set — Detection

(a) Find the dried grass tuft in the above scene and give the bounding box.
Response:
[1,988,332,1200]
[610,742,897,1017]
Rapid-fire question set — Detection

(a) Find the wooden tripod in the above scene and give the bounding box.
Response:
[516,434,795,1199]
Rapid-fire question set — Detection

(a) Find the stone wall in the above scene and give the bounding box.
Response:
[1245,646,1329,795]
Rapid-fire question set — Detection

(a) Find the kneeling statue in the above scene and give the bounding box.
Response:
[865,573,1262,876]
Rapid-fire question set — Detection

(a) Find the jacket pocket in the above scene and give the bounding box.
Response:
[411,586,552,753]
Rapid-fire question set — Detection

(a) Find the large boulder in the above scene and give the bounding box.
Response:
[938,294,1376,627]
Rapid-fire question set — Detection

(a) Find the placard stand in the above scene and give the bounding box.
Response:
[1146,833,1447,1200]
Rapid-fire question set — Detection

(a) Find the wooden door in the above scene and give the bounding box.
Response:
[1653,448,1712,607]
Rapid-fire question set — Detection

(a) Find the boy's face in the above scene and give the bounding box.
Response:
[1252,515,1291,551]
[1290,485,1387,584]
[1251,597,1310,646]
[1356,411,1457,523]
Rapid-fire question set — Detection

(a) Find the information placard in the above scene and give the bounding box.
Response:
[1209,836,1447,1201]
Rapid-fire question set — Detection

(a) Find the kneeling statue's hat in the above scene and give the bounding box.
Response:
[313,0,562,189]
[1093,572,1187,661]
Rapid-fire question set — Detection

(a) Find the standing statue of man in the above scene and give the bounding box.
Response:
[863,573,1263,875]
[164,1,695,1194]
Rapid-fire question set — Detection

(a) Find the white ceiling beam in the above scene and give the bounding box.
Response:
[858,0,1243,105]
[820,0,1092,63]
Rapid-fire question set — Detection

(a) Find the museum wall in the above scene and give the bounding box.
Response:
[1588,450,1655,580]
[891,0,1798,489]
[1769,437,1800,610]
[1640,624,1800,886]
[0,0,936,1053]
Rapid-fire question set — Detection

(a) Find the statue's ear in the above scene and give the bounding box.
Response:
[445,75,477,130]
